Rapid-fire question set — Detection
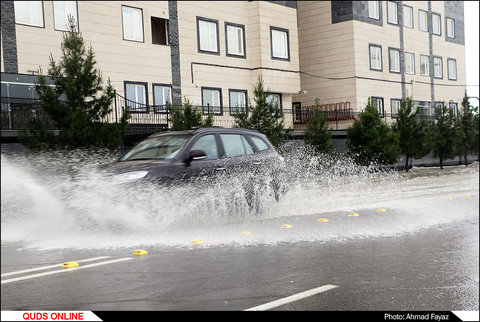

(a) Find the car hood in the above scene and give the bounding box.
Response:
[107,159,174,173]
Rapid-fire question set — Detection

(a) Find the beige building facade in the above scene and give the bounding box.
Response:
[1,1,466,131]
[293,0,466,129]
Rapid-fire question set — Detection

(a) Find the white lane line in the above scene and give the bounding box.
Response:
[244,284,338,311]
[1,256,111,278]
[1,258,132,284]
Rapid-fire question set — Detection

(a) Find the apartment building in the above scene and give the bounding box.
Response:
[293,1,466,129]
[1,0,300,128]
[1,1,466,132]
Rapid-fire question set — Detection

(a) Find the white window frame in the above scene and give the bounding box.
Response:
[53,1,78,31]
[266,93,282,108]
[447,59,457,80]
[125,82,147,111]
[368,1,380,20]
[420,55,429,76]
[403,5,413,28]
[387,1,398,25]
[419,9,428,32]
[391,99,401,117]
[122,5,144,42]
[270,27,289,60]
[14,1,44,27]
[369,44,382,71]
[433,57,443,79]
[153,85,172,106]
[389,48,400,73]
[226,23,245,58]
[202,87,222,114]
[198,18,219,54]
[405,52,415,74]
[371,97,384,116]
[229,90,247,115]
[432,13,441,35]
[446,18,455,38]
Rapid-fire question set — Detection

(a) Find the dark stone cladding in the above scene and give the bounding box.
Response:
[1,0,18,73]
[331,1,383,26]
[168,1,182,106]
[444,1,464,45]
[266,1,297,9]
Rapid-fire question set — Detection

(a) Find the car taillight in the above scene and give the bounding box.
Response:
[277,155,285,162]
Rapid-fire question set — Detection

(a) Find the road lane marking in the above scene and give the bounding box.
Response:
[1,256,111,278]
[244,284,338,311]
[1,257,132,284]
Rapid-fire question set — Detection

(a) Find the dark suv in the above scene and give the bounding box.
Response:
[108,127,285,194]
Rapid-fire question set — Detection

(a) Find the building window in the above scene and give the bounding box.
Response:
[266,93,282,108]
[369,44,382,71]
[449,102,458,117]
[371,97,384,116]
[226,23,245,58]
[153,84,171,112]
[53,1,78,31]
[151,17,168,45]
[432,13,441,35]
[270,27,289,61]
[419,9,428,32]
[197,17,219,54]
[433,57,443,78]
[387,1,398,25]
[122,6,144,42]
[414,100,432,117]
[229,89,247,115]
[446,18,455,38]
[202,87,222,114]
[405,52,415,74]
[447,59,457,80]
[14,1,44,27]
[403,5,413,28]
[125,82,147,112]
[389,48,400,73]
[368,1,380,20]
[420,54,429,76]
[391,99,401,118]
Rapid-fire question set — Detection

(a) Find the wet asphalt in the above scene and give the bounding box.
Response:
[1,211,478,312]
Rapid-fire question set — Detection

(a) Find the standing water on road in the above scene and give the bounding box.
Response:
[1,143,478,250]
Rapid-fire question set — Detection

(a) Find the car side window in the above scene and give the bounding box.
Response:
[249,135,269,151]
[190,134,218,160]
[220,134,254,158]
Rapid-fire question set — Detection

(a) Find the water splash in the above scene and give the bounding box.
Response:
[1,144,478,250]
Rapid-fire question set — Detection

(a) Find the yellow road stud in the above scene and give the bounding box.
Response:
[349,213,359,217]
[445,197,453,200]
[464,194,471,197]
[62,261,79,269]
[317,218,329,222]
[240,231,252,235]
[133,249,148,256]
[281,224,293,229]
[191,239,204,245]
[376,208,387,212]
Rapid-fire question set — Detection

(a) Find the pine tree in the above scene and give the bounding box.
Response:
[347,98,400,166]
[455,92,478,165]
[304,98,333,154]
[168,99,213,131]
[392,97,433,171]
[19,17,129,149]
[234,76,290,148]
[432,103,457,169]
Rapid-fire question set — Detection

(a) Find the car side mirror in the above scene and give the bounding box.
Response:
[185,149,207,166]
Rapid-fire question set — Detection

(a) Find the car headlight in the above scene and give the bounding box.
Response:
[113,170,148,183]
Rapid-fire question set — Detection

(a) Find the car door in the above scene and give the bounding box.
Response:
[217,133,258,175]
[181,133,223,181]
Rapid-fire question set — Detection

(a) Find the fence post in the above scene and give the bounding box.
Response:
[335,109,338,130]
[114,90,118,124]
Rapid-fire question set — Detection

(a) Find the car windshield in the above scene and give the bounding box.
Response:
[119,135,191,161]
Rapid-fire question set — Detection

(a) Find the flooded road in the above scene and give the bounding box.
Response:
[1,144,479,311]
